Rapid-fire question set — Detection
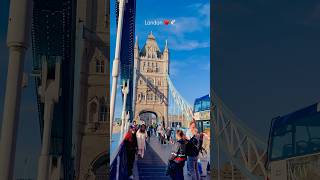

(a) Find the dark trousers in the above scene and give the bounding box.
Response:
[127,150,136,176]
[171,163,184,180]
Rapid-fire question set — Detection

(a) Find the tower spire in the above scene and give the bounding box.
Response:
[164,39,168,52]
[135,36,139,49]
[165,40,168,49]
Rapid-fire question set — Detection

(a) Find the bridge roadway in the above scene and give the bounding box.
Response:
[133,136,210,180]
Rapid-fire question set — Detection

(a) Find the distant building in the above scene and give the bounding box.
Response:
[168,114,187,127]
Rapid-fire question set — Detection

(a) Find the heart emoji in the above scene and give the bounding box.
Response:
[163,20,170,25]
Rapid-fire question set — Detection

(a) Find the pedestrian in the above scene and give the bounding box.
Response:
[161,127,166,144]
[155,124,158,137]
[124,125,138,179]
[185,121,194,174]
[153,123,157,135]
[132,121,138,131]
[166,127,172,142]
[136,124,148,158]
[166,130,187,180]
[147,125,152,142]
[140,119,145,126]
[185,121,203,180]
[157,124,163,142]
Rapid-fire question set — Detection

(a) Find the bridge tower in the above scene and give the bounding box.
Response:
[73,0,108,179]
[134,32,169,127]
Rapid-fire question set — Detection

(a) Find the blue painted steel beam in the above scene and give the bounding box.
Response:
[115,0,136,121]
[31,0,75,179]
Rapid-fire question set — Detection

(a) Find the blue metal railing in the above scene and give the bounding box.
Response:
[110,142,128,180]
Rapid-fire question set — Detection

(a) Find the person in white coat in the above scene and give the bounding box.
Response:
[136,124,148,158]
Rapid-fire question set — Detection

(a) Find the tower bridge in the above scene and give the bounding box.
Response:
[0,0,318,179]
[133,32,169,126]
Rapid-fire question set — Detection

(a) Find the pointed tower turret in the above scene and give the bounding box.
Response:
[163,39,169,61]
[134,36,139,58]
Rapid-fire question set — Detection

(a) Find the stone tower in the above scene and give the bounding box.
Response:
[74,0,109,179]
[134,32,169,126]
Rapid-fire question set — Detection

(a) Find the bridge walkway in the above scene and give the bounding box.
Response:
[133,135,210,180]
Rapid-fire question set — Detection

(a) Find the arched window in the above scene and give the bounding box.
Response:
[91,154,108,180]
[96,57,105,73]
[99,98,107,122]
[89,102,97,122]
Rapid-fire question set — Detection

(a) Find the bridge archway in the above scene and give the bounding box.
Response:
[139,111,157,126]
[136,109,165,125]
[90,151,108,180]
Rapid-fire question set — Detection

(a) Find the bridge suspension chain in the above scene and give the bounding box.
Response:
[212,91,268,179]
[166,74,193,121]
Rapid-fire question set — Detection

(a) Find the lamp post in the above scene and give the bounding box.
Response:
[110,0,126,138]
[0,0,32,179]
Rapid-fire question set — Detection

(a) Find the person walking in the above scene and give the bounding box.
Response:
[161,126,166,144]
[186,121,202,180]
[166,127,172,143]
[153,123,157,135]
[167,130,187,180]
[124,125,138,179]
[132,120,138,131]
[157,124,164,143]
[136,124,148,158]
[185,121,194,174]
[147,125,152,142]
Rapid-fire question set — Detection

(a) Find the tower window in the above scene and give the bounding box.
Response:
[89,102,97,122]
[99,97,107,122]
[96,58,105,73]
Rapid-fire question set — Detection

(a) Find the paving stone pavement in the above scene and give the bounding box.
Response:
[134,135,210,180]
[136,142,170,180]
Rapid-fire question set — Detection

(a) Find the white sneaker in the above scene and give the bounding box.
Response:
[129,175,134,179]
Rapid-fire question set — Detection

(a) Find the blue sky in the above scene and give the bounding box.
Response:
[110,0,210,117]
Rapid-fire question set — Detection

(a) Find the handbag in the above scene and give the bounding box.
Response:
[166,160,177,176]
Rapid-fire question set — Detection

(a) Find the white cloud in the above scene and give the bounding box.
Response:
[198,3,210,27]
[169,38,209,51]
[160,2,210,51]
[169,55,209,76]
[134,2,210,51]
[168,17,204,36]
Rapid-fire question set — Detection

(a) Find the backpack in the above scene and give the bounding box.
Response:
[186,135,203,157]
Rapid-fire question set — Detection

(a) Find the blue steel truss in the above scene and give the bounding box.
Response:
[31,0,75,179]
[115,0,136,121]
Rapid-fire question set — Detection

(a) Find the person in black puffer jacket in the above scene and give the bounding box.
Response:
[167,130,187,180]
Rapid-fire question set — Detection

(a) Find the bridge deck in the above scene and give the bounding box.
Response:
[133,136,210,180]
[137,142,169,179]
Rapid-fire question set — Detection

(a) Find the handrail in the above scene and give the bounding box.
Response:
[110,141,128,180]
